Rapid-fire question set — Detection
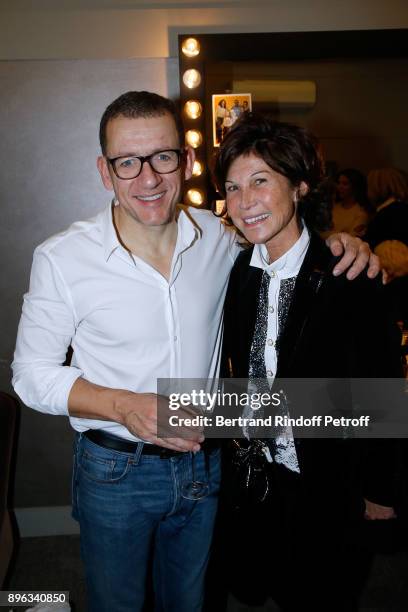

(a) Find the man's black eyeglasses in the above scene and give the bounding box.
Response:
[107,149,184,180]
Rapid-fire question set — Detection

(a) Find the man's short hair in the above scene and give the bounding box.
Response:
[99,91,184,155]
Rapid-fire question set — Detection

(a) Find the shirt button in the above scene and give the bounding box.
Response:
[267,370,273,377]
[268,305,274,313]
[270,271,276,278]
[267,339,274,346]
[174,336,177,342]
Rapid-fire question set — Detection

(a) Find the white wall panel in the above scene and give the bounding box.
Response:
[0,0,407,60]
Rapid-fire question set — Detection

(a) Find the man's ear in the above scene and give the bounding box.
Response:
[97,156,114,191]
[183,146,196,181]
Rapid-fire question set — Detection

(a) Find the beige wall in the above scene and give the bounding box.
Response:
[1,0,408,60]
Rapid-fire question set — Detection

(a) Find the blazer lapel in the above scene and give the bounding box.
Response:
[222,247,263,378]
[276,233,332,377]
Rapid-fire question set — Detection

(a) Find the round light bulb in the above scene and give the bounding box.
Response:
[192,160,203,177]
[187,189,204,206]
[181,38,200,58]
[185,130,203,149]
[182,69,201,89]
[184,100,202,119]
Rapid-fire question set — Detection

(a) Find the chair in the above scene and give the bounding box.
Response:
[0,391,20,587]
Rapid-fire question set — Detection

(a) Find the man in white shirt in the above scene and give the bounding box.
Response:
[12,91,379,612]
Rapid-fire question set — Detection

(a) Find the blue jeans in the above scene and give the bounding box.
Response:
[72,433,220,612]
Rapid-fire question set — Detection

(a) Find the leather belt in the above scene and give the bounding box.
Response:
[84,429,219,458]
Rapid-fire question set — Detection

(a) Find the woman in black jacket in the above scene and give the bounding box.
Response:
[211,114,402,612]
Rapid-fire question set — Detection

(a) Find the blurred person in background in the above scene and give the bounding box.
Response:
[366,167,408,325]
[323,168,372,238]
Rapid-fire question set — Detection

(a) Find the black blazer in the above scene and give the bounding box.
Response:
[221,232,403,511]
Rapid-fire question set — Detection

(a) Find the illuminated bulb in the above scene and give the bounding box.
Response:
[185,129,203,148]
[184,100,202,119]
[182,38,200,57]
[187,189,204,205]
[182,69,201,89]
[192,160,203,177]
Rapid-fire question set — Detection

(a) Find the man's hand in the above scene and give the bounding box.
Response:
[364,498,397,520]
[68,378,203,452]
[115,391,203,452]
[326,233,381,281]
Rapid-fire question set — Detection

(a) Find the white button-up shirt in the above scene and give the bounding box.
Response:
[12,203,239,441]
[249,226,310,473]
[250,226,310,382]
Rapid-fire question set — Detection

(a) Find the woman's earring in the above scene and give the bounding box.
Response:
[211,199,228,218]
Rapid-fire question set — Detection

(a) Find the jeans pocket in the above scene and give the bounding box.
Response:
[79,444,132,484]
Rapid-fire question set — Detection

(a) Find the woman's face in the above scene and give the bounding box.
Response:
[336,174,353,201]
[225,153,304,261]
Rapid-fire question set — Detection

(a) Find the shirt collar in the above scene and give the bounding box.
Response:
[101,200,200,262]
[175,205,201,251]
[250,224,310,279]
[102,200,121,261]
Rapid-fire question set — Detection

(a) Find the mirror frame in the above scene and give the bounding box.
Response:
[178,29,408,206]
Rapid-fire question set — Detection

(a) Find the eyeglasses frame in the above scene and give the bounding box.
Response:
[107,148,185,180]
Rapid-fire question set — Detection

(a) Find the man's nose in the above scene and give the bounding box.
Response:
[138,159,161,187]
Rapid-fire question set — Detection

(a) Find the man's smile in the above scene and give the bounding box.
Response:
[135,191,166,203]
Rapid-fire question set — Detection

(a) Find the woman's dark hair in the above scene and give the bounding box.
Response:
[335,168,371,211]
[213,112,330,230]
